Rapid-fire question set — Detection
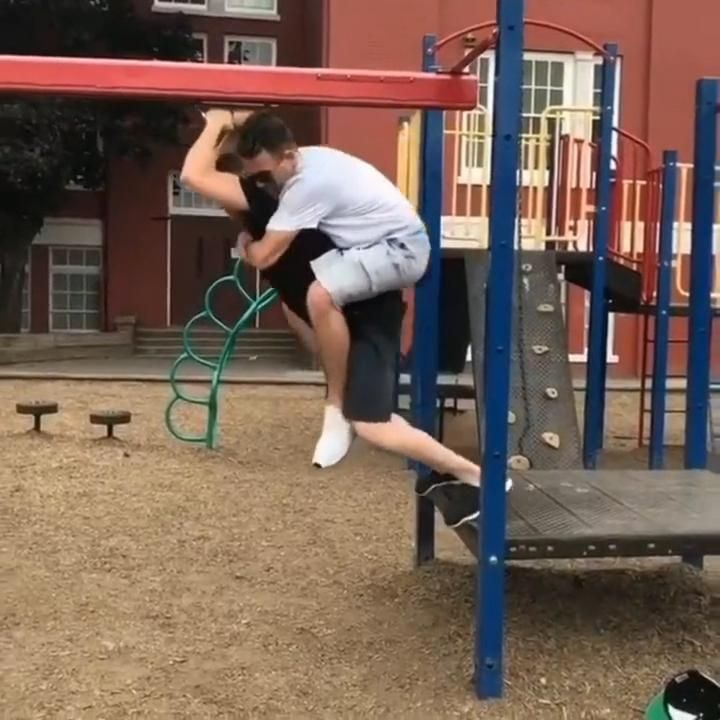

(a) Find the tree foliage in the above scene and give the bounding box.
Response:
[0,0,197,332]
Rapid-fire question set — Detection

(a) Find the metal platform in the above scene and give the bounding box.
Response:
[430,469,720,560]
[711,388,720,472]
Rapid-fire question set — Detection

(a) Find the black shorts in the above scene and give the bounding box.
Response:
[239,177,404,423]
[342,291,405,423]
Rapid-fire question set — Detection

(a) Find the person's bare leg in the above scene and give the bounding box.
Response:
[281,302,320,361]
[353,414,482,485]
[306,281,349,408]
[304,282,353,468]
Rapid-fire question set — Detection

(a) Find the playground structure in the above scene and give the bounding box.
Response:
[409,4,720,700]
[1,0,719,703]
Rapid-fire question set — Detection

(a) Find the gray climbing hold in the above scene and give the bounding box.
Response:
[532,345,550,355]
[537,303,554,313]
[521,263,533,273]
[544,387,559,400]
[542,432,560,449]
[508,410,517,425]
[508,455,531,471]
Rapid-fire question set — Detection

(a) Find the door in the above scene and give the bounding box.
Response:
[169,216,290,330]
[170,216,246,327]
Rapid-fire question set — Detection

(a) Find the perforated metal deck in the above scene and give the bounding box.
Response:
[431,469,720,560]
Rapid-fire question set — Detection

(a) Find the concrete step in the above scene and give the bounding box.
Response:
[135,344,298,353]
[137,327,291,339]
[135,328,298,357]
[135,338,298,349]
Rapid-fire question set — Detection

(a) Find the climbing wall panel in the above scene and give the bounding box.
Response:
[466,249,583,470]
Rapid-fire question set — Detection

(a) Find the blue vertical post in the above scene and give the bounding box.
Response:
[411,34,444,566]
[649,151,678,470]
[582,44,618,469]
[475,0,525,700]
[685,79,717,469]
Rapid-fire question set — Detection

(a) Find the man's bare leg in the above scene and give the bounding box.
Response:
[305,281,349,408]
[304,281,353,468]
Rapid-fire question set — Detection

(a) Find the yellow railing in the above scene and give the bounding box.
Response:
[396,113,421,209]
[673,163,720,299]
[396,106,720,303]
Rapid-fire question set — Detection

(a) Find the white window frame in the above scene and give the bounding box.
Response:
[224,0,278,17]
[191,32,208,63]
[223,35,277,66]
[168,172,226,217]
[152,0,279,19]
[458,51,622,187]
[49,247,103,334]
[153,0,208,11]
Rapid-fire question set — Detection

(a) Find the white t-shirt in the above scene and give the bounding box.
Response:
[266,146,425,248]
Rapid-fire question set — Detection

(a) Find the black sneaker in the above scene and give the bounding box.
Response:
[416,471,514,497]
[414,471,462,496]
[439,477,514,529]
[440,483,481,528]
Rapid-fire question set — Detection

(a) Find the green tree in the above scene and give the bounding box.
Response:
[0,0,197,333]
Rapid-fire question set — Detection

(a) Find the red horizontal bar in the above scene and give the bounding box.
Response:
[0,55,478,110]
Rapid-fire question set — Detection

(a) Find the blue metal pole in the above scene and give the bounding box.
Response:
[649,150,679,470]
[411,33,444,565]
[475,0,525,700]
[685,79,718,469]
[582,44,618,469]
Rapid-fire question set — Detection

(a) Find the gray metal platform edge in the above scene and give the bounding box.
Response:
[429,469,720,561]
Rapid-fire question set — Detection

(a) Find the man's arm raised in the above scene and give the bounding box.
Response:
[180,108,250,213]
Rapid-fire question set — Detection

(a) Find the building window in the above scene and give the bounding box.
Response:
[168,172,226,216]
[50,248,102,332]
[191,33,208,62]
[153,0,278,16]
[225,0,277,14]
[521,57,568,171]
[224,36,277,66]
[154,0,207,9]
[458,52,620,183]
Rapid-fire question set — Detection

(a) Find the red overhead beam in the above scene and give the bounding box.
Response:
[0,55,478,110]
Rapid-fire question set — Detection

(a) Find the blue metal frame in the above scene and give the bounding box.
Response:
[411,34,445,566]
[582,44,618,469]
[685,78,718,470]
[649,150,679,470]
[475,0,525,699]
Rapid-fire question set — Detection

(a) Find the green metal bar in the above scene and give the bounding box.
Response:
[165,258,279,448]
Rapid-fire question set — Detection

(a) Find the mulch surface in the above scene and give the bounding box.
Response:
[1,380,718,719]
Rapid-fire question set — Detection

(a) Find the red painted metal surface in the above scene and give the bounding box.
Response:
[433,19,610,58]
[449,30,498,74]
[0,55,478,109]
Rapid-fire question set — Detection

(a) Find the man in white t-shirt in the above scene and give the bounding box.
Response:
[234,111,431,468]
[179,108,512,529]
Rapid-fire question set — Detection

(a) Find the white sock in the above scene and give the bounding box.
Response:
[312,405,353,468]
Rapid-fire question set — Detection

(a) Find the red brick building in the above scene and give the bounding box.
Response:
[20,0,720,377]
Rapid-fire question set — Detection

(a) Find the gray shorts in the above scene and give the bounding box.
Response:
[310,228,430,307]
